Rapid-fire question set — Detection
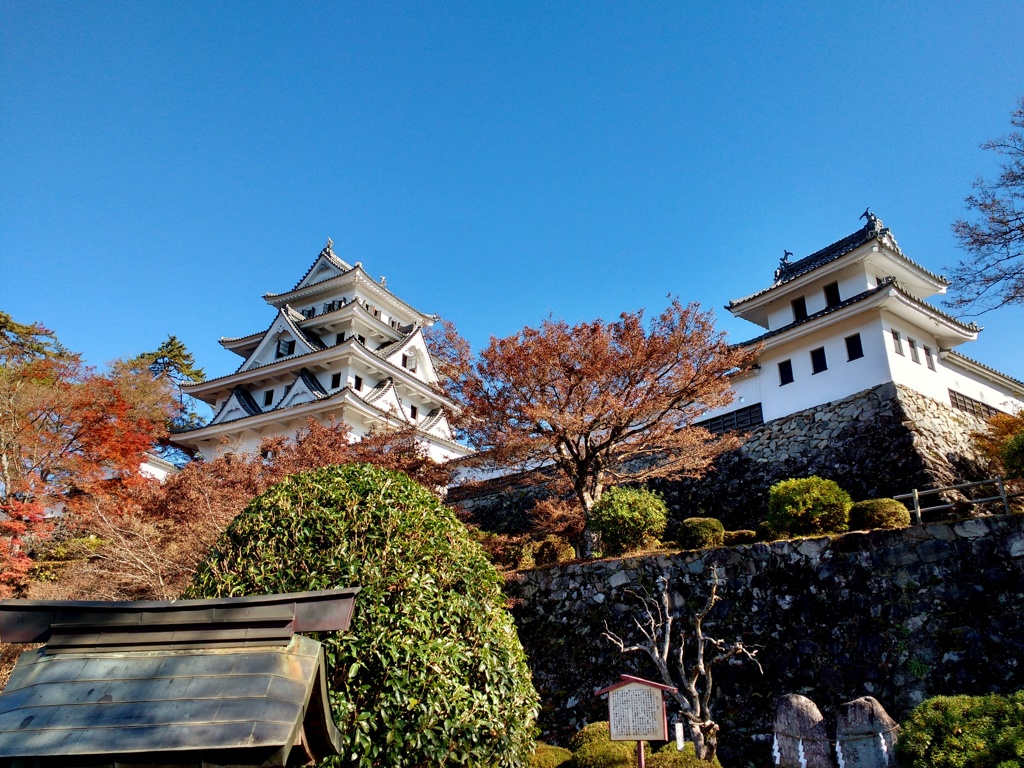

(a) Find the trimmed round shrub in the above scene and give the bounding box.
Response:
[534,534,576,567]
[898,691,1024,768]
[531,742,572,768]
[569,722,612,751]
[589,487,668,555]
[647,742,724,767]
[1002,430,1024,479]
[723,529,758,546]
[766,476,852,536]
[676,517,726,550]
[849,498,912,530]
[186,463,538,767]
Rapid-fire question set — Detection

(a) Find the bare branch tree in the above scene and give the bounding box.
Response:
[603,572,762,761]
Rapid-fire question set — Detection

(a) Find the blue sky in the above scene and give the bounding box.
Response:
[2,2,1022,397]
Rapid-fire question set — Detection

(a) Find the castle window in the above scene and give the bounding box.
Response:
[891,330,904,355]
[335,333,345,346]
[908,339,920,364]
[410,405,418,420]
[845,333,864,361]
[301,307,316,319]
[949,389,999,419]
[331,372,341,389]
[698,402,764,435]
[792,297,808,322]
[354,375,363,391]
[276,338,295,358]
[824,282,841,308]
[263,390,274,407]
[778,359,794,386]
[924,346,936,370]
[356,335,366,346]
[810,347,827,374]
[402,354,409,368]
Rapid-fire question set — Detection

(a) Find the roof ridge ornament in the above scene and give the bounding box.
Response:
[860,207,883,232]
[774,250,794,282]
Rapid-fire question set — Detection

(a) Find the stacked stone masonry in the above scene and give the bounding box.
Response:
[508,514,1024,767]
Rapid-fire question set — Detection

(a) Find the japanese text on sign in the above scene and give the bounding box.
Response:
[608,682,667,741]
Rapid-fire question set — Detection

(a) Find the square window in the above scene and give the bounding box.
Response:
[810,347,827,374]
[402,354,409,368]
[410,405,418,420]
[908,339,920,363]
[354,375,363,391]
[335,333,345,346]
[331,372,341,388]
[356,335,366,346]
[845,333,864,361]
[924,346,936,370]
[891,329,904,355]
[263,390,274,407]
[276,338,295,358]
[792,297,808,322]
[824,282,841,308]
[778,359,794,386]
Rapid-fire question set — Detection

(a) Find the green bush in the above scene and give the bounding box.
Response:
[898,692,1024,768]
[722,529,758,546]
[1002,430,1024,480]
[534,534,577,567]
[531,742,573,767]
[590,487,668,555]
[676,517,725,550]
[569,722,612,751]
[849,498,912,530]
[186,463,538,768]
[647,742,724,767]
[766,476,852,536]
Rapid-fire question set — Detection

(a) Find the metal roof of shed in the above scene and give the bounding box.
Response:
[0,589,359,768]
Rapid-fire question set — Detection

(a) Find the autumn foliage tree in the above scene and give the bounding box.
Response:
[0,311,177,596]
[429,300,757,555]
[48,417,454,601]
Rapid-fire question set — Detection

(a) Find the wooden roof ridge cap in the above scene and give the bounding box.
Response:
[595,674,678,695]
[0,588,361,644]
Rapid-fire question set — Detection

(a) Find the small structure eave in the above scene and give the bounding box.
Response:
[944,350,1024,394]
[735,279,979,351]
[727,217,948,314]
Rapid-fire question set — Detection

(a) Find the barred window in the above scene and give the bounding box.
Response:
[949,389,999,419]
[699,402,764,435]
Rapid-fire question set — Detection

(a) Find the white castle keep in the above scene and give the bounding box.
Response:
[172,240,471,463]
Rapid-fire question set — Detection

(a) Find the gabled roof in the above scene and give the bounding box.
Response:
[274,368,330,410]
[735,278,980,348]
[728,213,948,309]
[209,385,262,425]
[287,240,353,293]
[232,307,325,375]
[0,590,358,768]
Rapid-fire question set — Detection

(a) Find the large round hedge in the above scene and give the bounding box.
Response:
[590,487,668,555]
[186,463,538,767]
[766,476,852,537]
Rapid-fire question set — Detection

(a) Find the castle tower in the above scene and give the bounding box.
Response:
[172,241,470,462]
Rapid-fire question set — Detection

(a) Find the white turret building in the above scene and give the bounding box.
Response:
[699,213,1024,433]
[173,241,470,462]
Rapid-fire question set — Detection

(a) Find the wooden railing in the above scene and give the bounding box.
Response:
[894,476,1023,524]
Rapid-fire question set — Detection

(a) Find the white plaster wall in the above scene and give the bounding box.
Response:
[757,314,891,421]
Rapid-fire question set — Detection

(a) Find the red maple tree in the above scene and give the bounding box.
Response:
[429,300,757,555]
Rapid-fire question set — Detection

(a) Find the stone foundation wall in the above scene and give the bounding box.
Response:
[451,382,996,533]
[651,382,994,531]
[508,514,1024,767]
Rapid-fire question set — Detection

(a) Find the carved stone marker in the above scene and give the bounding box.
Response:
[772,694,832,768]
[835,696,898,767]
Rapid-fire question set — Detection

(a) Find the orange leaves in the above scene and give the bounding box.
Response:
[440,301,756,544]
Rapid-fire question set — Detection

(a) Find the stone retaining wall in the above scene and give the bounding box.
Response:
[508,514,1024,767]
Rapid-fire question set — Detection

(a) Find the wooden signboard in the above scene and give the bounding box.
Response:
[596,675,675,742]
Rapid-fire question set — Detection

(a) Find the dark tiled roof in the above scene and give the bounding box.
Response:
[735,278,979,348]
[0,590,358,766]
[297,367,329,398]
[206,385,262,425]
[728,215,947,309]
[373,324,421,360]
[364,376,396,406]
[282,307,327,351]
